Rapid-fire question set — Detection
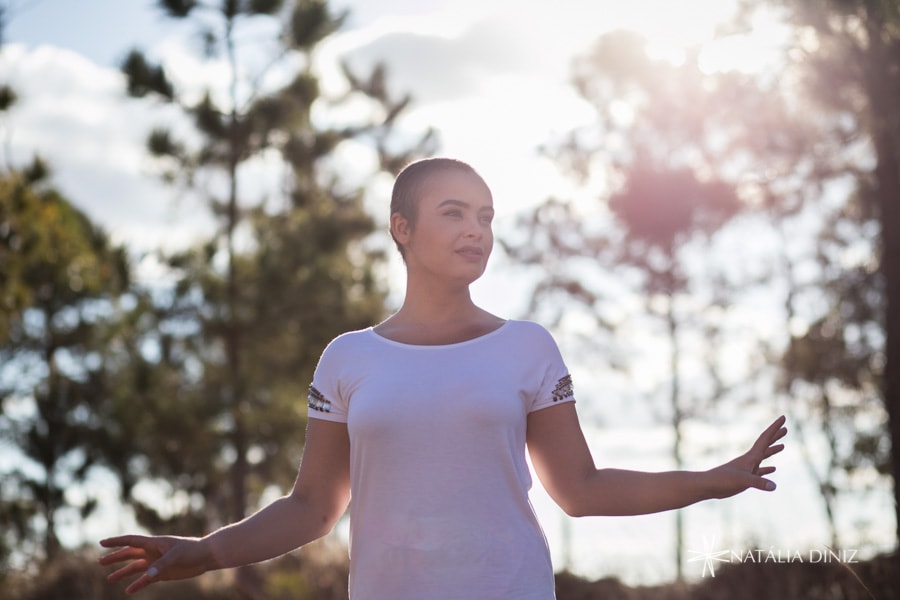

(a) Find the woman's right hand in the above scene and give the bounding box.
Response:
[99,534,216,595]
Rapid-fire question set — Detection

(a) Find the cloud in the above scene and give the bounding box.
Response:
[311,6,600,217]
[334,11,556,105]
[0,4,592,268]
[1,43,214,254]
[0,4,595,257]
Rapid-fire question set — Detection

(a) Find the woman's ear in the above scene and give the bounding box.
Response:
[390,212,411,246]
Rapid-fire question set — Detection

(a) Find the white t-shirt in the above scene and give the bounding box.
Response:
[307,320,576,600]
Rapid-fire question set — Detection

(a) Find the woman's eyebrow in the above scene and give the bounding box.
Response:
[437,198,468,208]
[436,198,494,212]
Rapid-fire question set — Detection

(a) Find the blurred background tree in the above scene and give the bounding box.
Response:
[0,166,130,565]
[1,1,140,574]
[1,0,433,596]
[506,0,897,580]
[765,0,899,574]
[111,0,432,548]
[506,30,751,579]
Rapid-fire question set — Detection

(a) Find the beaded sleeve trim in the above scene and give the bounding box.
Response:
[551,374,574,403]
[308,385,332,413]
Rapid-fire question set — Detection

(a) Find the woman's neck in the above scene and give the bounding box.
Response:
[395,282,478,323]
[375,284,504,345]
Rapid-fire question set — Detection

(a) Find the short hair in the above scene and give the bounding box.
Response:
[389,157,487,258]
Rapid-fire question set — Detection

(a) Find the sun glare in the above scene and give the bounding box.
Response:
[698,8,792,74]
[601,0,791,75]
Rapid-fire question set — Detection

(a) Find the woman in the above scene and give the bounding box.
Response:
[100,157,787,599]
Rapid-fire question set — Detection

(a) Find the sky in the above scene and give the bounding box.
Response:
[2,0,895,586]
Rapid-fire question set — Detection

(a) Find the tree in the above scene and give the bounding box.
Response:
[0,168,130,563]
[776,216,888,549]
[507,31,761,580]
[111,0,432,552]
[0,0,20,148]
[513,11,896,577]
[762,0,899,558]
[790,0,900,552]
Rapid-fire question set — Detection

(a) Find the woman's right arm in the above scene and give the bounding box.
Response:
[100,418,351,595]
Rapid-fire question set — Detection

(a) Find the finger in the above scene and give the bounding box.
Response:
[766,418,788,442]
[106,559,151,583]
[770,414,787,430]
[121,562,165,595]
[141,551,177,583]
[99,546,153,566]
[746,474,777,492]
[100,535,153,549]
[750,417,787,454]
[759,415,787,439]
[125,573,156,596]
[756,466,776,476]
[763,443,785,459]
[769,425,788,444]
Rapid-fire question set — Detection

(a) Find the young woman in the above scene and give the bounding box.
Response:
[100,158,787,599]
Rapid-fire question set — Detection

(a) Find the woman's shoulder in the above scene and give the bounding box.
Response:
[321,327,377,356]
[504,319,550,333]
[503,320,558,344]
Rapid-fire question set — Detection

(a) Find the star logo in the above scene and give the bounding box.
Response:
[687,536,731,577]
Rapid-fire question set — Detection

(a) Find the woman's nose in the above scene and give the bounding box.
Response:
[464,222,483,239]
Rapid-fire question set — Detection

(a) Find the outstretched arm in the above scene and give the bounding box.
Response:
[526,404,786,517]
[99,418,351,595]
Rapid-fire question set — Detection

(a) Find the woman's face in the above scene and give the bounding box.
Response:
[392,169,495,285]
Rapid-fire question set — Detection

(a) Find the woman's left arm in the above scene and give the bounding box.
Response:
[526,404,787,517]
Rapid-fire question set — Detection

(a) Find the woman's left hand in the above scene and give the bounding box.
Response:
[709,415,787,498]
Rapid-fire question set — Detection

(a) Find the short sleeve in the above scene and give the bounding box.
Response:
[527,324,576,413]
[307,336,350,423]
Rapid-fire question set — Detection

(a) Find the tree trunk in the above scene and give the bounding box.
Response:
[666,284,685,581]
[873,114,900,555]
[863,1,900,577]
[873,106,900,588]
[225,14,248,527]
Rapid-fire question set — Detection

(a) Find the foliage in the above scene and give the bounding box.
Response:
[3,540,352,600]
[0,169,130,563]
[108,0,433,539]
[752,0,899,551]
[5,546,896,600]
[0,0,434,579]
[507,30,779,579]
[511,0,898,575]
[555,550,897,599]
